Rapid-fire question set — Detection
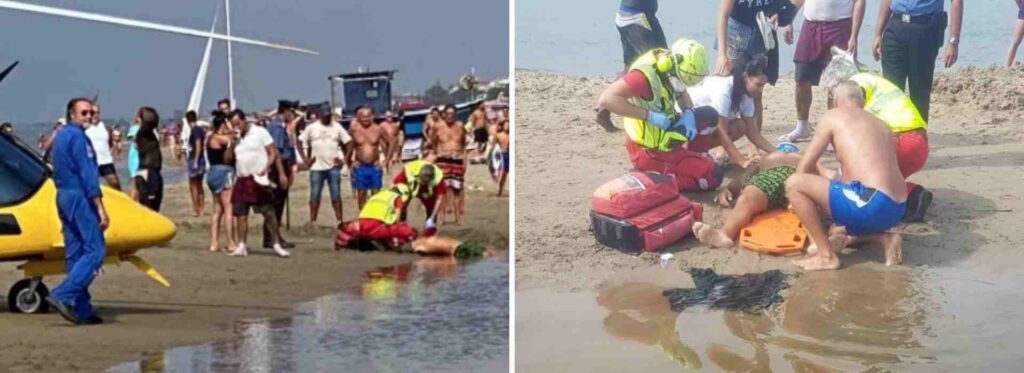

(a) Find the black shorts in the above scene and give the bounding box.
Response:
[98,163,117,177]
[473,128,488,144]
[794,62,825,85]
[232,202,274,217]
[134,170,163,212]
[617,12,668,69]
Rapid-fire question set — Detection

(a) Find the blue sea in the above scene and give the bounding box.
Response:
[517,0,1019,76]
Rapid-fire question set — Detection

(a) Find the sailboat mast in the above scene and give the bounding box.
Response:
[187,3,218,113]
[225,0,234,107]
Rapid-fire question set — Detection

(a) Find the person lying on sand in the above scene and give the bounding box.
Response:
[409,236,497,258]
[786,106,906,271]
[335,184,419,251]
[693,151,836,248]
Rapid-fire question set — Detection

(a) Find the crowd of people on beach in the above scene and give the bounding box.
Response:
[31,95,507,324]
[33,96,510,259]
[592,0,999,271]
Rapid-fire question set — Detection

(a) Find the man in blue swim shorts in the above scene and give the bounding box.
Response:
[785,105,907,271]
[347,106,392,210]
[495,118,510,197]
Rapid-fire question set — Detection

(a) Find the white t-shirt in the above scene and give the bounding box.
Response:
[235,125,275,177]
[687,76,755,120]
[85,122,114,165]
[298,121,352,171]
[803,0,853,22]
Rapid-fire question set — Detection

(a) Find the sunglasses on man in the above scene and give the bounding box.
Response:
[80,110,97,117]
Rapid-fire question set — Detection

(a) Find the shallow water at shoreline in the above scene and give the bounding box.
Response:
[517,0,1020,77]
[517,264,1024,371]
[109,258,509,373]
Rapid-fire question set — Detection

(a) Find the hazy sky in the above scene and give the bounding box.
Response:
[0,0,509,122]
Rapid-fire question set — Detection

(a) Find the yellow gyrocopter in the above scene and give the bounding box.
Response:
[0,0,317,313]
[0,120,174,314]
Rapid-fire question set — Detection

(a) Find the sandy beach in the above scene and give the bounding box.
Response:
[515,65,1024,291]
[0,162,508,372]
[515,66,1024,370]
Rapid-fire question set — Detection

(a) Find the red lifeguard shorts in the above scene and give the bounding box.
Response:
[895,129,928,178]
[335,219,419,250]
[625,139,722,192]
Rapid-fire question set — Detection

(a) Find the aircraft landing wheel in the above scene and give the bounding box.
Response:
[8,278,49,314]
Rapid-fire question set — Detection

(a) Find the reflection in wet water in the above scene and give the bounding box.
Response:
[110,258,509,373]
[594,264,1024,372]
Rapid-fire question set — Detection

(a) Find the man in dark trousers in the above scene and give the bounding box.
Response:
[871,0,963,122]
[45,97,108,325]
[597,0,667,132]
[265,100,298,249]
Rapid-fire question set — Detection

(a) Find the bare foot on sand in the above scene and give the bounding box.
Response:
[808,234,849,255]
[880,233,903,266]
[792,254,840,271]
[694,222,734,248]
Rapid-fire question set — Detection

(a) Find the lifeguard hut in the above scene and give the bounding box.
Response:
[328,70,396,123]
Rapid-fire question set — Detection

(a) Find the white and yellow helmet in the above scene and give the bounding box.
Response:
[658,39,709,87]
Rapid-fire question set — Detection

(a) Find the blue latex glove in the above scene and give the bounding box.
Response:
[671,109,697,141]
[645,110,674,130]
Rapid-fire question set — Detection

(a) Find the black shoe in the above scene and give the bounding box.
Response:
[45,296,80,325]
[903,185,933,222]
[81,315,104,325]
[596,108,619,133]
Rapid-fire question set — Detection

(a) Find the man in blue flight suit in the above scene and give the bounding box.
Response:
[45,97,109,325]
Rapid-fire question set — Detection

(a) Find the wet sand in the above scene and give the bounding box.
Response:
[516,66,1024,370]
[518,263,1024,371]
[0,163,508,372]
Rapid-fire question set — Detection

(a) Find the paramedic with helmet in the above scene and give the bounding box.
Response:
[598,39,721,192]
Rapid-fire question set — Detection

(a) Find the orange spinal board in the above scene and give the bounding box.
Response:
[738,210,808,255]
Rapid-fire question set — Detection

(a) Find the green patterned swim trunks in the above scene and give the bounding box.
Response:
[745,166,796,209]
[454,241,487,259]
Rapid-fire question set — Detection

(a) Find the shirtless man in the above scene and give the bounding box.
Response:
[380,110,403,171]
[785,104,907,271]
[494,119,510,197]
[428,104,468,225]
[422,107,441,154]
[347,106,391,210]
[468,103,488,156]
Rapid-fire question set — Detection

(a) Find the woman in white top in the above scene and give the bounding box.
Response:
[687,57,776,168]
[84,104,121,191]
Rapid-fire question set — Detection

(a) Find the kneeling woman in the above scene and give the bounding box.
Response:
[687,57,777,168]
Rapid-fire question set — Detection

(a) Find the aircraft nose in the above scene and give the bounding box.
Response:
[102,187,176,250]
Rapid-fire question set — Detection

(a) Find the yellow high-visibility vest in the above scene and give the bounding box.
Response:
[358,184,412,224]
[622,49,690,151]
[403,160,443,198]
[850,73,927,133]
